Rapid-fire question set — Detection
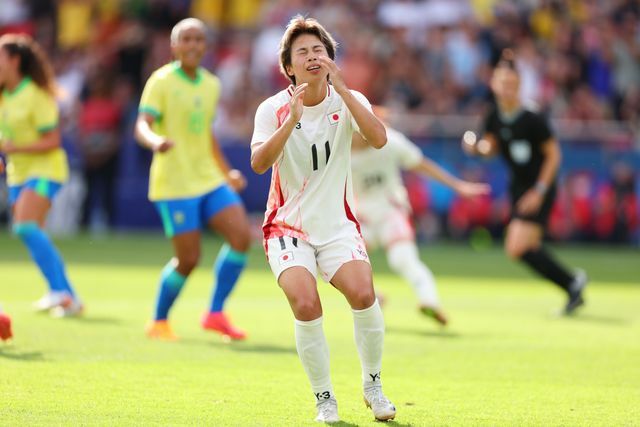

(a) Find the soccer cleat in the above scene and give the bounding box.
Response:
[419,305,448,326]
[146,320,178,341]
[564,269,588,315]
[363,386,396,421]
[50,298,84,318]
[315,397,339,423]
[201,312,247,340]
[33,292,72,312]
[0,313,13,342]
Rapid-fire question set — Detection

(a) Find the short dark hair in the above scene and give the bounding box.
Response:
[496,48,517,71]
[279,15,338,85]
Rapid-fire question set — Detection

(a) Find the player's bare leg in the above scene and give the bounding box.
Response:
[279,266,338,423]
[386,240,448,326]
[203,205,251,340]
[147,231,200,340]
[14,190,83,316]
[331,261,396,421]
[506,220,587,314]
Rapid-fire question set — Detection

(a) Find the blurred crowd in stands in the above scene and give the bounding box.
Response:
[0,0,638,243]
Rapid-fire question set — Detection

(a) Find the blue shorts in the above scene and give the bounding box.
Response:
[154,184,242,238]
[9,178,63,206]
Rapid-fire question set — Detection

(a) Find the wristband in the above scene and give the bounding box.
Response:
[534,182,548,195]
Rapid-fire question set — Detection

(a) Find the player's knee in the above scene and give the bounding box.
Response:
[291,297,321,320]
[227,229,251,253]
[177,251,200,274]
[505,242,526,260]
[349,286,376,310]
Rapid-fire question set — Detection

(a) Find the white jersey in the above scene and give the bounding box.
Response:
[351,127,422,223]
[252,85,372,246]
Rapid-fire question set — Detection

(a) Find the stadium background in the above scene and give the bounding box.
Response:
[0,0,638,245]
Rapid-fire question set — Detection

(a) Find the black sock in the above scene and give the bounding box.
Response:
[520,248,574,293]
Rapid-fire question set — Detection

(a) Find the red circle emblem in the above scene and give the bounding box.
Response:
[332,114,339,120]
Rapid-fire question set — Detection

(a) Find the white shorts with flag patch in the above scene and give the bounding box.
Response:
[266,234,370,283]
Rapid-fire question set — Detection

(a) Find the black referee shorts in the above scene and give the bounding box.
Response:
[510,185,557,226]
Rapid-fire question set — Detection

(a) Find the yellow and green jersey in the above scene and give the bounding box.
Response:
[0,78,68,186]
[139,61,224,201]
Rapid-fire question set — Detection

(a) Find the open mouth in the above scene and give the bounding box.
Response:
[306,65,321,71]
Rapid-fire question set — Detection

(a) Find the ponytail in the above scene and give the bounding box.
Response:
[0,34,57,96]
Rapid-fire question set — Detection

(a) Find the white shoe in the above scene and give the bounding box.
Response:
[50,298,84,318]
[315,397,339,423]
[33,292,72,312]
[364,386,396,421]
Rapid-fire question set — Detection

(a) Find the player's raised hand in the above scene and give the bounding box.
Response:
[153,138,175,153]
[456,181,492,198]
[317,55,347,94]
[227,169,247,192]
[289,83,307,123]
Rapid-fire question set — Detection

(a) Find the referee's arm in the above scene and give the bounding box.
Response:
[534,137,561,193]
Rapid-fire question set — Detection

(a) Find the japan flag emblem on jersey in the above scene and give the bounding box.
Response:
[279,251,294,265]
[327,111,340,125]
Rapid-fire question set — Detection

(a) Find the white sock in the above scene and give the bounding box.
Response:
[294,317,334,402]
[352,299,385,389]
[387,241,440,307]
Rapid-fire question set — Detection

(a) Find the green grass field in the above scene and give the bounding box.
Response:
[1,233,638,426]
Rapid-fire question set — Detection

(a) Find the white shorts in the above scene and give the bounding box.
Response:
[266,234,370,283]
[360,207,414,249]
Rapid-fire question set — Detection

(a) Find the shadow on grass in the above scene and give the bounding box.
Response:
[223,343,297,355]
[386,326,462,339]
[0,348,46,361]
[563,313,631,325]
[178,338,297,355]
[386,420,415,427]
[62,316,125,325]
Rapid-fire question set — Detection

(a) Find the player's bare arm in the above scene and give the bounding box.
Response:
[462,131,499,157]
[211,133,246,191]
[0,129,61,154]
[516,138,561,215]
[411,157,491,198]
[317,55,386,148]
[134,113,174,153]
[250,83,307,174]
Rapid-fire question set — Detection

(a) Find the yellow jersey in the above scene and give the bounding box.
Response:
[0,78,68,186]
[139,62,225,201]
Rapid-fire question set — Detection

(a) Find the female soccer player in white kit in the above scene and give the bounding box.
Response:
[351,122,490,325]
[251,16,396,423]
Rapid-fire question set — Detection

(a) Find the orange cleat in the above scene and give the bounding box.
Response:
[201,312,246,341]
[0,313,13,342]
[145,320,178,341]
[419,305,448,326]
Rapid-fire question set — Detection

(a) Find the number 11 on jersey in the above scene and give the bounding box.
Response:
[311,141,331,171]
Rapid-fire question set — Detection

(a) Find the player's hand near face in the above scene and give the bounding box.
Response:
[455,181,492,198]
[317,56,347,94]
[516,188,544,215]
[226,169,247,192]
[288,83,308,125]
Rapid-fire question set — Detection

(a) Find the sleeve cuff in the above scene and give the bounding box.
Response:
[139,106,162,119]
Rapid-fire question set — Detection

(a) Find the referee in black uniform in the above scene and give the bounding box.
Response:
[463,49,587,314]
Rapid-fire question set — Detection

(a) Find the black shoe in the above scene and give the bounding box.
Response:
[564,269,587,315]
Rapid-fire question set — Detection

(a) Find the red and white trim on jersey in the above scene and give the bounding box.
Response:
[252,85,373,247]
[344,180,362,236]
